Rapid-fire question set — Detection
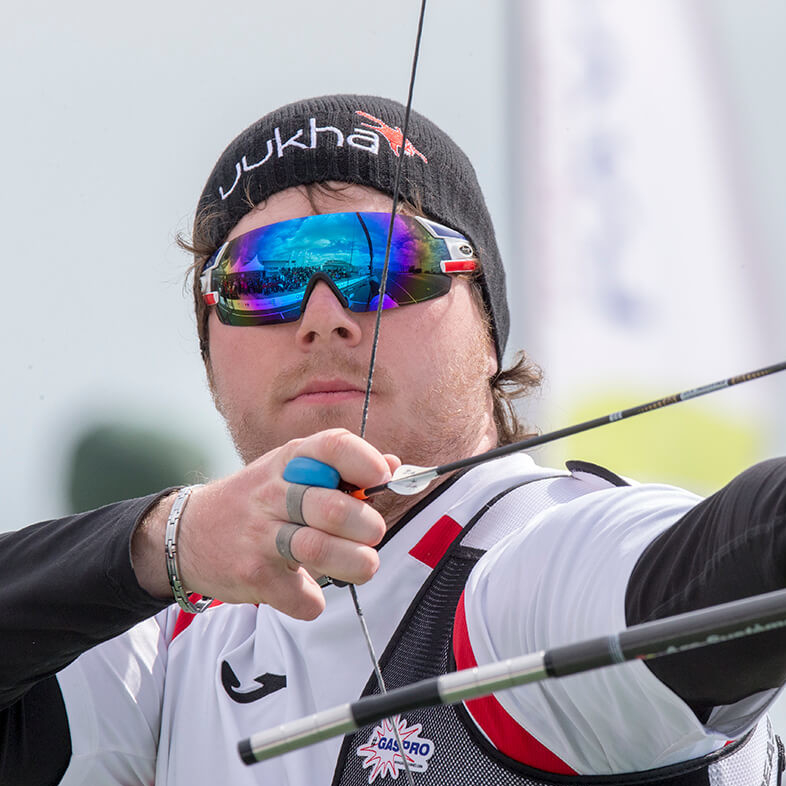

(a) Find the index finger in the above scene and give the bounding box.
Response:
[291,429,395,490]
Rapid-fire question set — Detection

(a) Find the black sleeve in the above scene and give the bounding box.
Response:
[0,493,172,784]
[0,677,71,786]
[625,457,786,720]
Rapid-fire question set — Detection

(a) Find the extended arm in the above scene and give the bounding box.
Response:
[626,456,786,719]
[0,494,171,711]
[461,457,786,773]
[0,494,171,786]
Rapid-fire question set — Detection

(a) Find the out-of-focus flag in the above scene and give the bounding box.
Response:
[508,0,779,493]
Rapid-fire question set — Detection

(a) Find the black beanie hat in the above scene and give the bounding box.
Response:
[197,94,509,362]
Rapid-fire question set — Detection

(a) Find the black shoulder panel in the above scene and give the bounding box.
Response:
[566,460,629,487]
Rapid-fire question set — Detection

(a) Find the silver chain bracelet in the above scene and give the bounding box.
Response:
[164,485,214,614]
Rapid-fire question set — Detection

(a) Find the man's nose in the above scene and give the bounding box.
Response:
[294,280,363,347]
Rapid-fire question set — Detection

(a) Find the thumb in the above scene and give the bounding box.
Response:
[383,454,402,475]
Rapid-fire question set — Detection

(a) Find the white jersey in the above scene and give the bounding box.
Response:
[54,454,779,784]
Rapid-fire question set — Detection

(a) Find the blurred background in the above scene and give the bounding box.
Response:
[3,0,786,723]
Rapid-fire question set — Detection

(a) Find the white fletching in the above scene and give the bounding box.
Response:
[387,464,438,495]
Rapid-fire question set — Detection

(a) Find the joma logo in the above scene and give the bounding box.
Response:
[220,660,286,704]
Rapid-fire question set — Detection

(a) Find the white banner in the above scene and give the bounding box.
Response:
[508,0,778,493]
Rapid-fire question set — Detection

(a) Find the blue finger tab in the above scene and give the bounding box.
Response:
[283,457,341,489]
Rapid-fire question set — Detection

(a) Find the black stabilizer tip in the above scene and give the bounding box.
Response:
[238,739,258,766]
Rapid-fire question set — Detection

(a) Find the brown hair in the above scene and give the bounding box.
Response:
[178,183,541,445]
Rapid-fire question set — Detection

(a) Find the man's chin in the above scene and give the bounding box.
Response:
[285,403,365,434]
[230,406,366,464]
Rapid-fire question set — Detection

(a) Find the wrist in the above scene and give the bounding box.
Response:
[131,490,179,600]
[164,486,213,613]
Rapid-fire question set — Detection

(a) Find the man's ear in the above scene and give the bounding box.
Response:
[486,341,499,380]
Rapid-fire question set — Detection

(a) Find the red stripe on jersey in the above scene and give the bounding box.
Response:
[453,592,577,775]
[408,515,462,568]
[171,595,223,641]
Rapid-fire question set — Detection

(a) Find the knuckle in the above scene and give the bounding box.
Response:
[354,548,379,583]
[296,527,330,566]
[235,552,264,587]
[370,519,386,545]
[281,437,305,454]
[296,600,324,622]
[320,428,356,459]
[319,492,348,528]
[256,481,280,511]
[351,504,385,544]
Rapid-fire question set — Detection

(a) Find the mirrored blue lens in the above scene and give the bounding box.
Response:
[201,212,474,326]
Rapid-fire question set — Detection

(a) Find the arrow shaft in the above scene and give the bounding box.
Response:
[358,360,786,498]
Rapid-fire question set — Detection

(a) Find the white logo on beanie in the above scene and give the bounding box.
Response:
[218,112,427,200]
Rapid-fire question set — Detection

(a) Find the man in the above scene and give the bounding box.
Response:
[2,94,786,785]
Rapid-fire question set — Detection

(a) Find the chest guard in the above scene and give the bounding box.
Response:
[331,464,784,786]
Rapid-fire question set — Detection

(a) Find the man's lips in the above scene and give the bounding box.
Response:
[287,380,366,403]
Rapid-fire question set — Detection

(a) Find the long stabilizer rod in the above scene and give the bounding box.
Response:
[239,586,786,764]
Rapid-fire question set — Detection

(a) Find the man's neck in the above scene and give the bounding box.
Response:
[372,479,445,531]
[377,428,500,530]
